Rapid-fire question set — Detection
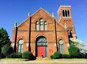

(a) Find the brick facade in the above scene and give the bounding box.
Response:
[12,6,76,57]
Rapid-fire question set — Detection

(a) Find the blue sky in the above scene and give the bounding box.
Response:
[0,0,87,44]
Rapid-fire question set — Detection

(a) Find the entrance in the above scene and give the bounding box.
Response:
[36,36,48,57]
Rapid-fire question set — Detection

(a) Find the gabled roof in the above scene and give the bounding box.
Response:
[16,8,66,30]
[17,8,53,28]
[31,8,65,30]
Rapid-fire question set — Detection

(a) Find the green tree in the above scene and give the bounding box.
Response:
[2,42,14,57]
[0,28,11,58]
[68,44,80,58]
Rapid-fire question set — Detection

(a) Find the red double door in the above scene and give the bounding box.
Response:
[38,46,45,57]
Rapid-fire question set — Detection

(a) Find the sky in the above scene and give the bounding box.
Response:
[0,0,87,44]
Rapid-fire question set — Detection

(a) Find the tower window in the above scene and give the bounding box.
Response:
[62,10,65,17]
[63,10,70,17]
[65,10,67,17]
[67,10,70,17]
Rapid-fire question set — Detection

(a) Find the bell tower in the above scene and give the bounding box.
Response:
[58,6,76,39]
[58,6,72,19]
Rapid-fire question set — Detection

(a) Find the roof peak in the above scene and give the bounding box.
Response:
[31,7,53,18]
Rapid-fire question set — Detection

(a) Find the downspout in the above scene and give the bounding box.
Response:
[54,19,58,51]
[14,22,18,52]
[28,12,31,52]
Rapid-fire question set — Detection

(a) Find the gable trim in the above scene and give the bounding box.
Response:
[17,18,28,28]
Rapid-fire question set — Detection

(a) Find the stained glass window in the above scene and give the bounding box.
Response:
[37,37,47,43]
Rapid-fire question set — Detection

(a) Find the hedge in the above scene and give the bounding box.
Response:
[22,51,36,60]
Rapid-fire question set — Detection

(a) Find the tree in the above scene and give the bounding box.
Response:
[2,42,14,57]
[0,28,11,58]
[68,44,80,58]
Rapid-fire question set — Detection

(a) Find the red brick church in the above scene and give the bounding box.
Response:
[12,6,76,57]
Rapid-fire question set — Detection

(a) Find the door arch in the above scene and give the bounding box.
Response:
[36,36,48,57]
[18,39,24,53]
[59,40,64,54]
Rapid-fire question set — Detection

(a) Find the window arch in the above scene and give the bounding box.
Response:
[59,40,64,54]
[18,39,24,53]
[36,21,39,31]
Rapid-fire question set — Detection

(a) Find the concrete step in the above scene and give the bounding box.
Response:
[36,57,51,60]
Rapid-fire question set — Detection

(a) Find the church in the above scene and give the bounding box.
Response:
[12,6,76,57]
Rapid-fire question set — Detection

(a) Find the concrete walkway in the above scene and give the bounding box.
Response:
[0,59,87,64]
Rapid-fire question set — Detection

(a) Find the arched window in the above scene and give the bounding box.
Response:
[40,19,44,31]
[44,21,47,30]
[37,36,47,43]
[67,10,70,17]
[40,21,44,31]
[35,19,47,31]
[65,10,67,17]
[59,40,64,54]
[62,10,65,17]
[18,39,24,53]
[36,21,39,31]
[67,30,72,38]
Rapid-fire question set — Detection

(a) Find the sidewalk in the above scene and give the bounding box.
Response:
[1,59,87,64]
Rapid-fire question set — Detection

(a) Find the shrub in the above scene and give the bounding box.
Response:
[8,53,22,58]
[50,55,53,59]
[52,51,62,59]
[2,43,14,57]
[1,53,6,58]
[22,51,36,60]
[62,54,70,58]
[78,53,85,58]
[84,53,87,58]
[68,44,80,58]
